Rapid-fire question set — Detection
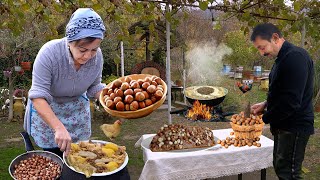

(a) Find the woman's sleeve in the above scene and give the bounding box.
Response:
[28,47,54,104]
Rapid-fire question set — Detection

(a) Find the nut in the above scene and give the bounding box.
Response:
[13,154,61,180]
[159,142,164,147]
[120,82,130,91]
[124,76,132,83]
[142,82,150,90]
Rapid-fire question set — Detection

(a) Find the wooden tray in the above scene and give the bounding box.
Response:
[99,74,167,119]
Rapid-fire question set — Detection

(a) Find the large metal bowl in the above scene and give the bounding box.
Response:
[185,86,228,107]
[9,150,64,180]
[63,140,129,177]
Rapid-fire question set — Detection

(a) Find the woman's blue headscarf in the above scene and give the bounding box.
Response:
[66,8,106,42]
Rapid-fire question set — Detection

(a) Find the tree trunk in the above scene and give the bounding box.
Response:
[116,63,119,77]
[314,89,320,107]
[146,32,150,61]
[8,73,14,122]
[301,21,306,48]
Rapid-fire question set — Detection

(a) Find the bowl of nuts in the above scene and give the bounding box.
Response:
[230,112,264,139]
[9,150,63,180]
[99,74,167,119]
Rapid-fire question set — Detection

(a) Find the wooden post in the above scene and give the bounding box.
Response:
[261,168,266,180]
[301,21,306,48]
[166,2,172,124]
[8,70,14,122]
[120,41,124,77]
[182,47,186,104]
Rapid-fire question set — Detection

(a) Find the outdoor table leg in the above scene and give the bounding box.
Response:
[261,168,266,180]
[238,174,242,180]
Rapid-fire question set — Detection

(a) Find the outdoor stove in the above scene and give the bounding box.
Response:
[170,100,235,122]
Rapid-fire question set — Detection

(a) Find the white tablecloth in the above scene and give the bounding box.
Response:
[135,128,274,180]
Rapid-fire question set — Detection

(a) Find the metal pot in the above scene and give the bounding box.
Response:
[8,132,63,180]
[184,86,228,107]
[61,164,130,180]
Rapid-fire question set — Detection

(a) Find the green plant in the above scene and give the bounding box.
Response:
[152,48,166,66]
[313,59,320,106]
[103,74,119,85]
[222,30,261,69]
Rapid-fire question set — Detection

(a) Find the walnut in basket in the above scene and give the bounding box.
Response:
[230,112,264,126]
[230,112,264,139]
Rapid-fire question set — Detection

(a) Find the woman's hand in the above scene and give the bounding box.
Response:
[54,126,72,155]
[251,101,267,115]
[32,98,72,155]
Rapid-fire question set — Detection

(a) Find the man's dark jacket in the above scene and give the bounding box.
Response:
[263,41,314,135]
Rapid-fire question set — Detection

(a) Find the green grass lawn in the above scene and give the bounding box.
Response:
[0,148,25,179]
[315,112,320,129]
[1,77,319,180]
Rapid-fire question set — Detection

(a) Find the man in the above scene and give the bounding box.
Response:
[250,23,314,180]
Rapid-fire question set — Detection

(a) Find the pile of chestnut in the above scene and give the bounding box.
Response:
[103,75,165,111]
[13,154,61,180]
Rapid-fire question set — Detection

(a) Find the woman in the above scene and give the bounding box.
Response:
[23,8,106,156]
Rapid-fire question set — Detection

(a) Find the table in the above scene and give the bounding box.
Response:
[135,129,274,180]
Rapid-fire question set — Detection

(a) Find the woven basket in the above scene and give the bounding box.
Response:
[230,122,264,139]
[99,74,167,119]
[254,123,264,138]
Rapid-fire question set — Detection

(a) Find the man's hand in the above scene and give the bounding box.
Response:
[251,101,267,115]
[54,126,72,155]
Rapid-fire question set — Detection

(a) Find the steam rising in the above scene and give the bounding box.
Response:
[186,41,232,86]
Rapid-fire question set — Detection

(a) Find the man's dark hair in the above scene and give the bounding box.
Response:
[250,23,283,42]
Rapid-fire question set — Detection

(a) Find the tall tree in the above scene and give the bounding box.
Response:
[1,0,320,120]
[2,1,319,42]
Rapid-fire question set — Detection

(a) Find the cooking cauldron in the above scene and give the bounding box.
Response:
[184,86,228,107]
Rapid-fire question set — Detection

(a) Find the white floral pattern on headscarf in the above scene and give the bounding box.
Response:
[66,8,105,42]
